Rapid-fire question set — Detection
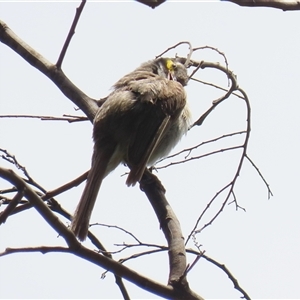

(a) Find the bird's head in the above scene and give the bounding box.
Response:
[155,58,189,86]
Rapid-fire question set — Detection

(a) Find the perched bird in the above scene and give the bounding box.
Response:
[71,57,191,241]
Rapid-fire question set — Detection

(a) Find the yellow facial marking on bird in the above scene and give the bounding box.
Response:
[166,59,175,71]
[166,59,176,81]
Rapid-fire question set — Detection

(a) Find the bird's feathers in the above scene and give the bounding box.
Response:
[71,141,117,241]
[71,58,190,240]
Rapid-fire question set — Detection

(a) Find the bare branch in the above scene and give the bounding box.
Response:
[103,237,251,300]
[245,154,273,199]
[139,170,190,290]
[141,170,187,285]
[0,167,78,247]
[0,171,88,219]
[136,0,300,11]
[186,182,232,245]
[43,171,88,201]
[192,45,229,78]
[225,0,300,11]
[186,86,252,245]
[0,148,144,300]
[113,242,165,255]
[0,114,88,123]
[155,41,193,68]
[90,223,143,244]
[156,145,243,170]
[161,131,246,161]
[190,60,238,127]
[56,0,87,68]
[0,19,98,121]
[201,253,251,300]
[190,77,245,100]
[0,148,46,193]
[0,190,23,224]
[185,252,205,276]
[182,248,252,300]
[0,243,176,299]
[0,166,203,299]
[0,246,71,257]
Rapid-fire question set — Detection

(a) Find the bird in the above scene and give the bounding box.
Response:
[71,57,191,241]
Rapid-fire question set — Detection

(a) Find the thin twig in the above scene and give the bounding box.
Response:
[56,0,86,68]
[155,41,193,59]
[201,253,251,300]
[0,19,99,121]
[190,77,245,100]
[43,171,88,200]
[156,131,246,164]
[192,46,229,79]
[185,182,232,245]
[90,223,142,244]
[156,145,243,170]
[0,114,88,122]
[245,154,273,199]
[186,87,252,245]
[190,60,238,127]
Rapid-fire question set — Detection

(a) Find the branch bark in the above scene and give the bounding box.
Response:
[140,170,204,299]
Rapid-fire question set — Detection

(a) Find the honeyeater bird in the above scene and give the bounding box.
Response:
[71,57,191,241]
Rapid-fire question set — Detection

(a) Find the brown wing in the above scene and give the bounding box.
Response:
[125,77,186,186]
[125,115,170,186]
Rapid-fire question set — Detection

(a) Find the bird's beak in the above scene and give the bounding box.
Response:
[168,70,176,81]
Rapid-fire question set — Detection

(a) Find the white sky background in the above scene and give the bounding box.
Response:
[0,1,299,299]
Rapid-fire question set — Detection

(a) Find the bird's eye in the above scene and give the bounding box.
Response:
[172,63,177,70]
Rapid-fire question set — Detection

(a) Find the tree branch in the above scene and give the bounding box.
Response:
[56,0,86,68]
[0,166,203,299]
[224,0,300,11]
[0,19,98,122]
[0,167,79,248]
[0,190,23,224]
[190,60,238,127]
[186,86,252,244]
[139,170,204,299]
[135,0,300,11]
[0,114,88,123]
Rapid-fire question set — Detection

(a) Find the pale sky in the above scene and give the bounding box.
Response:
[0,1,299,299]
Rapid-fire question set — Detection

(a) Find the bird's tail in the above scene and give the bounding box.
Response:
[71,150,110,241]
